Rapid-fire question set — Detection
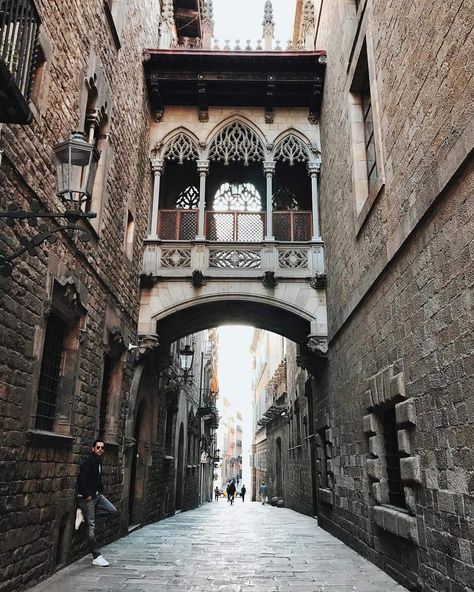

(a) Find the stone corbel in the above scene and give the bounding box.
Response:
[262,271,278,288]
[307,335,328,356]
[309,272,327,289]
[190,269,208,288]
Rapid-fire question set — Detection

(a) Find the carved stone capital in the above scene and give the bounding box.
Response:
[263,161,276,176]
[307,160,321,176]
[150,157,165,174]
[197,160,210,175]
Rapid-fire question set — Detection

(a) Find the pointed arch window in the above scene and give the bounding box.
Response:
[213,183,262,212]
[272,187,300,211]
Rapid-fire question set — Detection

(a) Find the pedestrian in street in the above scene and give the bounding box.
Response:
[75,439,118,567]
[227,480,236,505]
[259,481,268,505]
[214,486,220,501]
[240,485,246,502]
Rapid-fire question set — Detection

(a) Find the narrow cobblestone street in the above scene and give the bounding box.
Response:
[28,501,407,592]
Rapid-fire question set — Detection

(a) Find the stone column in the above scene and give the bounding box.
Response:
[149,158,165,238]
[196,160,209,240]
[308,161,321,240]
[264,161,275,241]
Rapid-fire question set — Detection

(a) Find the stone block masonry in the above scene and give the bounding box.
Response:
[314,0,474,590]
[0,1,161,590]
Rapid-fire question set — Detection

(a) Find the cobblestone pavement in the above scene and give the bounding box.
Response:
[28,501,407,592]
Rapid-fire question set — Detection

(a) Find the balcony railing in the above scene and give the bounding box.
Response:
[142,239,325,279]
[157,209,312,242]
[0,0,40,123]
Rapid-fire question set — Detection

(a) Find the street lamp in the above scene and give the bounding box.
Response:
[0,131,100,276]
[179,344,194,382]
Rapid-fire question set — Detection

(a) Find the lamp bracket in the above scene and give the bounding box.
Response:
[0,201,97,276]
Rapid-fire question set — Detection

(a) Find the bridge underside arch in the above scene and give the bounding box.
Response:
[155,299,312,347]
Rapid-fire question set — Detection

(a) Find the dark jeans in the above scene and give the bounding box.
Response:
[78,494,117,558]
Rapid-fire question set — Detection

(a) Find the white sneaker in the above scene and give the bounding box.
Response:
[75,508,84,530]
[92,555,109,567]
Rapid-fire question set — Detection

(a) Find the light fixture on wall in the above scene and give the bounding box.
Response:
[0,131,100,276]
[178,344,194,383]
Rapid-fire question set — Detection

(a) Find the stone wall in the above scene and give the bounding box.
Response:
[0,0,161,590]
[314,0,473,590]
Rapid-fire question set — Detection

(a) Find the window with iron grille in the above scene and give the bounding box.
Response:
[35,313,65,431]
[0,0,41,104]
[381,407,406,509]
[362,81,377,193]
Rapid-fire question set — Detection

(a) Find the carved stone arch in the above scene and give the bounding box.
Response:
[160,129,200,164]
[273,131,314,165]
[207,116,267,165]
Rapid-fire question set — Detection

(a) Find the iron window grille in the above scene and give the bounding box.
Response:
[35,313,65,431]
[381,407,407,509]
[0,0,40,100]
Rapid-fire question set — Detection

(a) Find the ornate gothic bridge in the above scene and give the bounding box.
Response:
[138,49,327,359]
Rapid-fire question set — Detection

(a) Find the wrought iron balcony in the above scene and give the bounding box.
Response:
[0,0,40,123]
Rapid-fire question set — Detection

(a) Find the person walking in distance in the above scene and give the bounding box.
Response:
[259,481,268,505]
[214,486,220,501]
[75,439,118,567]
[240,484,246,502]
[227,480,236,505]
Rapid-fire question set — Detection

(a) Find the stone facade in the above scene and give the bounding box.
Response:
[302,1,473,591]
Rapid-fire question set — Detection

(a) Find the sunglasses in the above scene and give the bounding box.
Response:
[95,445,105,450]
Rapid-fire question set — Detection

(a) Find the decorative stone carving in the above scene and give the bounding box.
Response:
[309,272,327,289]
[139,272,159,289]
[208,122,265,165]
[162,133,199,164]
[307,336,328,356]
[190,270,207,288]
[161,248,192,269]
[274,134,311,165]
[278,249,308,269]
[262,271,278,288]
[209,249,261,269]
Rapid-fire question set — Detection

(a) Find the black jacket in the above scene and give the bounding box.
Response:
[77,452,102,498]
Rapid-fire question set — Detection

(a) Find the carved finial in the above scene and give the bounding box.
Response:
[159,0,175,48]
[302,0,315,50]
[202,0,215,49]
[262,0,275,50]
[263,0,274,26]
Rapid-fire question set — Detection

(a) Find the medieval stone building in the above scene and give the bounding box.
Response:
[0,0,472,591]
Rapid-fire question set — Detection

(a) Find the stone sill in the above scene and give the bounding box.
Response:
[318,487,334,506]
[373,504,419,545]
[26,429,74,447]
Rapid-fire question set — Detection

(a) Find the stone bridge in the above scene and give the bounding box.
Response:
[138,238,328,354]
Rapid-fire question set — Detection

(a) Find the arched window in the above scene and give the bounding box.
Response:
[213,182,262,211]
[272,187,300,211]
[208,122,265,165]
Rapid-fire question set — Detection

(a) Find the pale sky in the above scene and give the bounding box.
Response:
[213,0,295,48]
[217,325,254,488]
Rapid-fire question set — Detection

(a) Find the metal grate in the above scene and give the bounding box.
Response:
[273,211,312,241]
[179,210,198,239]
[35,314,65,431]
[293,212,312,241]
[159,210,178,240]
[206,212,234,241]
[0,0,41,99]
[382,407,407,508]
[236,213,264,242]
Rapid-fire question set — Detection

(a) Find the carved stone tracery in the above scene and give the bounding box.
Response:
[274,134,311,166]
[208,122,265,165]
[162,133,200,164]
